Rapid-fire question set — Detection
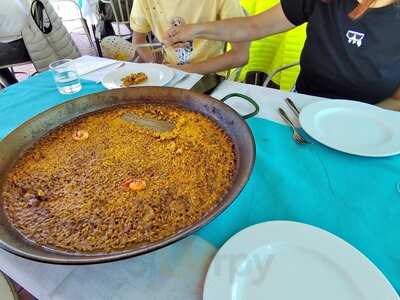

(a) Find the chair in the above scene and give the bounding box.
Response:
[0,39,35,87]
[263,62,300,89]
[239,0,306,90]
[0,66,34,87]
[100,36,136,61]
[100,0,133,38]
[100,36,165,63]
[0,70,14,88]
[51,0,97,53]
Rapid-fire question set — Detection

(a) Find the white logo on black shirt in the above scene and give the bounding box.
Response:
[346,30,365,47]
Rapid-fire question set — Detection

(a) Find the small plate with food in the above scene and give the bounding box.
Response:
[101,63,175,89]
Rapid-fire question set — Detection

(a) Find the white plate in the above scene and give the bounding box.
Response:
[101,63,174,89]
[299,100,400,157]
[203,221,399,300]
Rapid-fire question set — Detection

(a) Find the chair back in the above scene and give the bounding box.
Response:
[100,36,136,61]
[100,0,132,23]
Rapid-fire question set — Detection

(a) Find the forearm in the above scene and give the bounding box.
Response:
[192,4,295,42]
[377,87,400,111]
[132,31,155,63]
[177,42,249,74]
[377,98,400,111]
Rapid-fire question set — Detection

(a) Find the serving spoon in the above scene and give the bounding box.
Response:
[121,112,175,133]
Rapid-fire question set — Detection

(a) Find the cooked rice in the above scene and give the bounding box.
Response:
[2,104,236,253]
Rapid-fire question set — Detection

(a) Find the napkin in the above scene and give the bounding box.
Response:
[166,69,189,87]
[74,56,118,77]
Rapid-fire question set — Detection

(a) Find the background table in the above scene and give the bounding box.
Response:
[1,63,399,299]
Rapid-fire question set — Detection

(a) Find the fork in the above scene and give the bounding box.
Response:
[96,62,125,84]
[278,108,308,145]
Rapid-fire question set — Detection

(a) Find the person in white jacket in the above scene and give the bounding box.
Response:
[0,0,80,87]
[0,0,31,85]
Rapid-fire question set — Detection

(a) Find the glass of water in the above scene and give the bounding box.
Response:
[49,59,82,94]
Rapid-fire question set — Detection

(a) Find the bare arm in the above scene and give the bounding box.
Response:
[377,99,400,111]
[377,86,400,111]
[164,4,295,45]
[132,31,155,63]
[171,42,249,74]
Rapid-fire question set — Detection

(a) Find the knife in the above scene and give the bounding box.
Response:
[121,112,175,132]
[285,97,301,118]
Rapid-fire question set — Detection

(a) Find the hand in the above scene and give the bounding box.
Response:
[163,24,197,48]
[393,86,400,100]
[377,98,400,111]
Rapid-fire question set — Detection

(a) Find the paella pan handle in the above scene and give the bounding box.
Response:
[220,93,259,119]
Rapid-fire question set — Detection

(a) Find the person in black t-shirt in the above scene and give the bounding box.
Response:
[163,0,400,111]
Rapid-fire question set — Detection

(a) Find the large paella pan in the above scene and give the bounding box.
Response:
[0,87,255,264]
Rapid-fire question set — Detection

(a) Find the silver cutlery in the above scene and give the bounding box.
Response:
[285,97,301,118]
[278,107,308,145]
[133,42,164,51]
[121,112,175,132]
[96,62,125,84]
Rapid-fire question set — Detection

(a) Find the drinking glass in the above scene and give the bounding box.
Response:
[49,59,82,94]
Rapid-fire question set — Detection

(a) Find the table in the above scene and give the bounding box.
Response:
[1,61,400,299]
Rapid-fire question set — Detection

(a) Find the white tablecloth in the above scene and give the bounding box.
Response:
[0,60,327,299]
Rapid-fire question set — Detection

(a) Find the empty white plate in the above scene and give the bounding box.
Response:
[299,100,400,157]
[203,221,399,300]
[102,63,174,89]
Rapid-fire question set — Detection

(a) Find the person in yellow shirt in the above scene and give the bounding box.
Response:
[130,0,250,74]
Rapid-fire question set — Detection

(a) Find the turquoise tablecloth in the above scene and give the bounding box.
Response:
[1,73,400,292]
[0,72,105,138]
[198,118,400,293]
